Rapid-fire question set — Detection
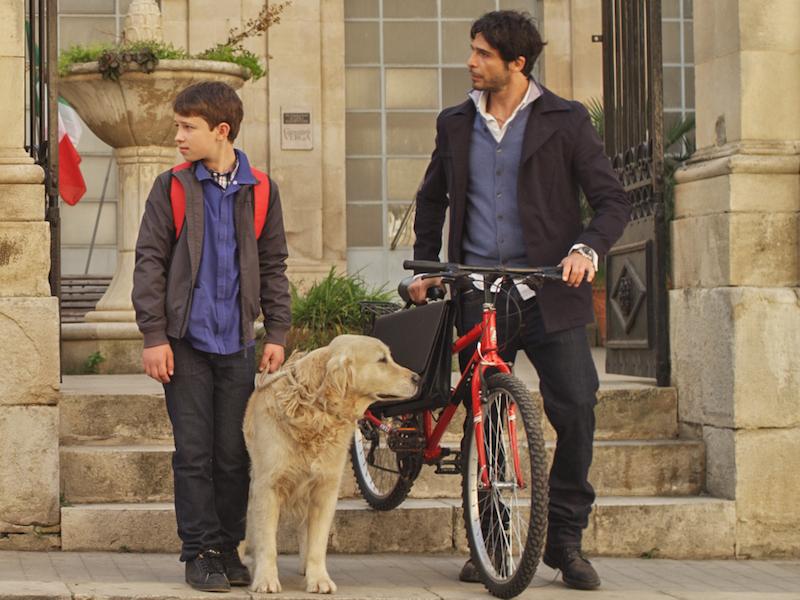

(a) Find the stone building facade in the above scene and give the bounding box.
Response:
[58,0,694,288]
[0,0,796,557]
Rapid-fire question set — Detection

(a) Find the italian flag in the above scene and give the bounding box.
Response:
[58,98,86,206]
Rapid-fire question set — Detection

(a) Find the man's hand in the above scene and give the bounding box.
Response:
[143,344,174,383]
[408,276,444,305]
[560,251,596,288]
[259,343,285,373]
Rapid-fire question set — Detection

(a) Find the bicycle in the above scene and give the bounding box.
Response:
[351,259,564,599]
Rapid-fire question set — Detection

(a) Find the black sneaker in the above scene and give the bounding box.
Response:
[543,545,601,590]
[185,549,230,592]
[220,546,251,587]
[458,558,481,583]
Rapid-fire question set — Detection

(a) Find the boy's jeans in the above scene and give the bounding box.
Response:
[164,338,255,561]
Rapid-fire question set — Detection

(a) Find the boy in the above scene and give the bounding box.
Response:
[133,81,291,592]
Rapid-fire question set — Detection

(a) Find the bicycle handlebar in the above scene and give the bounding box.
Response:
[402,259,564,282]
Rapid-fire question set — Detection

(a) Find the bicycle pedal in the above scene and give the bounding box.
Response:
[434,456,462,475]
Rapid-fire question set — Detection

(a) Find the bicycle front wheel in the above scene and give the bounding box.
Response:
[462,373,548,599]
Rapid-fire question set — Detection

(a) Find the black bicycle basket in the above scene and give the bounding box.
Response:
[366,300,455,414]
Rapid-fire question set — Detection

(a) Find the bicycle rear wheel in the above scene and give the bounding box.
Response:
[462,373,548,598]
[351,416,422,511]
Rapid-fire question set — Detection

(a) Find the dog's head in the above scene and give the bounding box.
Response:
[322,334,419,416]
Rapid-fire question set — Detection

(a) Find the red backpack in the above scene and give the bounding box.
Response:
[169,162,270,240]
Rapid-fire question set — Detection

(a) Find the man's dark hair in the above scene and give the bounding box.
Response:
[471,10,546,77]
[173,81,244,142]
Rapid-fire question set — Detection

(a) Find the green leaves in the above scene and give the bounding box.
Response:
[59,40,187,79]
[288,268,393,352]
[196,44,264,81]
[58,3,292,82]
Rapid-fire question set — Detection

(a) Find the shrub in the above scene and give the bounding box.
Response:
[287,268,393,353]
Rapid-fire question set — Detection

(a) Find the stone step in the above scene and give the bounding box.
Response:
[60,438,704,504]
[60,496,736,558]
[59,390,170,445]
[59,384,677,444]
[60,445,174,504]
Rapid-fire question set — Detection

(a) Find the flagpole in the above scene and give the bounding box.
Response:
[46,0,60,300]
[85,156,114,275]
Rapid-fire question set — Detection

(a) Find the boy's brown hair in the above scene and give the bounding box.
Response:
[173,81,244,142]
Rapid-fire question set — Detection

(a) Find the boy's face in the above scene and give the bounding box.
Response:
[174,114,228,162]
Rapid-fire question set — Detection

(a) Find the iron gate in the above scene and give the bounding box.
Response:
[601,0,669,385]
[25,0,60,298]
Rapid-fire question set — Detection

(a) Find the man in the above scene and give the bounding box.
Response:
[408,10,630,591]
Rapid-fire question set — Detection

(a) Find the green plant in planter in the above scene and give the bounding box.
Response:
[58,1,290,81]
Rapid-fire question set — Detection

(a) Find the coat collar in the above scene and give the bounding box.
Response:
[444,85,572,176]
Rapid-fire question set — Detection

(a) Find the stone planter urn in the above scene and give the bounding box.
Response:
[59,0,250,373]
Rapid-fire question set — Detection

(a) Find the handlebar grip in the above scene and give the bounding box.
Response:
[397,275,447,304]
[402,259,450,272]
[428,286,446,301]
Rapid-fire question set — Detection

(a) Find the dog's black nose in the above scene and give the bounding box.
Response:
[411,373,421,385]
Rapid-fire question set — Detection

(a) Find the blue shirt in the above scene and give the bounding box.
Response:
[184,149,258,355]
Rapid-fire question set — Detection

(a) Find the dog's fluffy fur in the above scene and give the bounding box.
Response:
[243,334,418,594]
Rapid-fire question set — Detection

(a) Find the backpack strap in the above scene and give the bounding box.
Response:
[170,162,192,240]
[251,168,270,239]
[169,162,271,241]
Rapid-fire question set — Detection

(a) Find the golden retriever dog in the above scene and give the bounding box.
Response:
[243,334,419,594]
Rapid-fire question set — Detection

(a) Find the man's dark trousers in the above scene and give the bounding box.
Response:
[457,287,598,547]
[164,338,255,561]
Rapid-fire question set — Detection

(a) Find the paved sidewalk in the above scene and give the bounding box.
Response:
[0,552,798,599]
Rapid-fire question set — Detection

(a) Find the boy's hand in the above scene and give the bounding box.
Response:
[260,343,285,373]
[143,344,174,383]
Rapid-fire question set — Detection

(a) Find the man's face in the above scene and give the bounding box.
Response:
[174,114,224,162]
[467,32,512,93]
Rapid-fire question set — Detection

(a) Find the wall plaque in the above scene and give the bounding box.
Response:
[281,108,313,150]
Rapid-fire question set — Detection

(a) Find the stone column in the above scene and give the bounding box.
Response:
[267,0,347,282]
[540,0,603,103]
[0,0,60,549]
[671,0,800,557]
[89,146,175,320]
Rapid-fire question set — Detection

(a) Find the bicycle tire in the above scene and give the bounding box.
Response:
[350,418,421,511]
[462,373,548,599]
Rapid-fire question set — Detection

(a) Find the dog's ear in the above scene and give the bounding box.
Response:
[323,352,354,401]
[292,347,330,396]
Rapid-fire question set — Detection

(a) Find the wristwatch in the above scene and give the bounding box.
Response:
[571,245,596,264]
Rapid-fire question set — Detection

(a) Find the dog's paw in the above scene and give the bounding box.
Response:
[251,575,282,594]
[306,574,337,594]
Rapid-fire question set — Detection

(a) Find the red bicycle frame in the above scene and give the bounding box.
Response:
[363,301,526,491]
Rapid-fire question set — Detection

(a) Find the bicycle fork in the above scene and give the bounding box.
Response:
[467,306,526,491]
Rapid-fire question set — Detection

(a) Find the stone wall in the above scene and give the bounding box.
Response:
[671,0,800,557]
[0,0,61,549]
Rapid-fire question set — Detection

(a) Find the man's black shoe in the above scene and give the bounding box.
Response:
[185,549,230,592]
[458,558,481,583]
[220,547,251,587]
[543,545,601,590]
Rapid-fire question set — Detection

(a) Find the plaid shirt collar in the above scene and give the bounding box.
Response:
[207,157,240,190]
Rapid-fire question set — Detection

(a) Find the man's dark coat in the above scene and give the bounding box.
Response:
[413,85,631,333]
